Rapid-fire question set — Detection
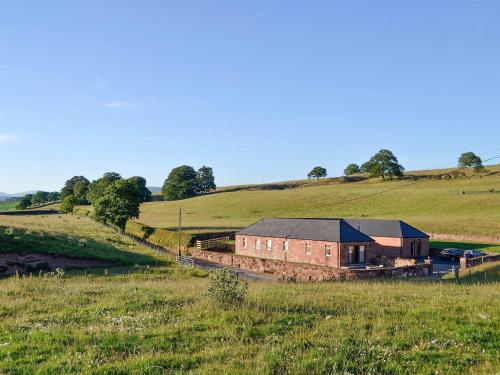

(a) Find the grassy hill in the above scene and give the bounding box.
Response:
[0,201,18,212]
[138,165,500,241]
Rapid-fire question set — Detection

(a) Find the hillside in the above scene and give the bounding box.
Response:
[138,165,500,240]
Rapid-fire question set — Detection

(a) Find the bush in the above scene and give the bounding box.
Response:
[124,221,152,239]
[204,268,248,307]
[148,228,193,253]
[61,195,79,213]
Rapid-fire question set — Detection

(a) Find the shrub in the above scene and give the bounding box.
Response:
[61,195,79,213]
[148,228,193,253]
[124,221,152,239]
[204,268,248,307]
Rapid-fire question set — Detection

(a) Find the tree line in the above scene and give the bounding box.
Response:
[16,191,61,210]
[59,165,216,230]
[308,150,486,181]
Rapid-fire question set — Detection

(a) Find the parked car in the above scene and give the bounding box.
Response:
[463,249,487,258]
[439,248,464,261]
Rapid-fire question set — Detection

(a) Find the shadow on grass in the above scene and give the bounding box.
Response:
[0,225,166,266]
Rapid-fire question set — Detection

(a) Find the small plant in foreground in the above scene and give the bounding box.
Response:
[204,268,248,307]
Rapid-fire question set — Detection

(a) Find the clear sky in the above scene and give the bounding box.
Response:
[1,1,500,193]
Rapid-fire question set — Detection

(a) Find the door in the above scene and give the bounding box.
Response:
[349,245,366,265]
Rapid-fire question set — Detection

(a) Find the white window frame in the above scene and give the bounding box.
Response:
[255,239,260,250]
[243,238,247,249]
[359,245,366,263]
[283,240,289,252]
[305,242,311,255]
[325,244,331,257]
[266,239,272,251]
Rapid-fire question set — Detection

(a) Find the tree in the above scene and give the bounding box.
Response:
[162,165,199,201]
[32,191,49,206]
[344,163,361,176]
[60,195,79,213]
[61,176,90,203]
[307,166,327,180]
[458,152,483,172]
[127,176,152,202]
[16,196,32,210]
[87,172,123,203]
[197,166,216,195]
[361,149,405,181]
[48,192,61,202]
[93,179,141,229]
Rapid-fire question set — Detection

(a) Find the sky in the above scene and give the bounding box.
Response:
[1,0,500,193]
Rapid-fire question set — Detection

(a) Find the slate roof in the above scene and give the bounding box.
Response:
[236,218,375,243]
[344,219,429,238]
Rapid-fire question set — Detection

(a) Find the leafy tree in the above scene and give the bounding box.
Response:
[458,152,483,172]
[344,163,361,176]
[61,176,90,203]
[93,179,141,229]
[361,149,405,181]
[197,166,216,195]
[48,192,61,202]
[127,176,152,202]
[307,166,327,180]
[60,195,79,213]
[16,196,32,210]
[162,165,199,201]
[87,172,123,203]
[204,267,248,307]
[32,191,49,206]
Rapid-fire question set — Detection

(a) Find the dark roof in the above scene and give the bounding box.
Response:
[344,219,429,238]
[236,218,374,243]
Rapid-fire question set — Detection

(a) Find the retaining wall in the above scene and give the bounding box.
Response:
[460,254,500,269]
[190,249,432,281]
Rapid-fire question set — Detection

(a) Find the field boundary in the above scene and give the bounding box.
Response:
[429,232,500,244]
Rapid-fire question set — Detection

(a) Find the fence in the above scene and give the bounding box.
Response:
[195,237,230,250]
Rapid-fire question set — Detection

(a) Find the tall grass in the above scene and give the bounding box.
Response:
[0,272,498,374]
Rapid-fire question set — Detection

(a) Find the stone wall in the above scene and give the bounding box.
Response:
[460,254,500,269]
[190,249,433,281]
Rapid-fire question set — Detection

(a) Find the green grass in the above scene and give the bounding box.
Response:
[138,165,500,239]
[0,214,169,266]
[431,240,500,254]
[0,273,498,374]
[0,201,18,212]
[0,212,498,373]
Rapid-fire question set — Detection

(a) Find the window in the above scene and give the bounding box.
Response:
[283,241,289,252]
[348,246,354,264]
[305,242,311,255]
[410,241,415,256]
[255,239,260,250]
[359,245,366,263]
[243,238,247,249]
[266,239,272,251]
[325,244,331,257]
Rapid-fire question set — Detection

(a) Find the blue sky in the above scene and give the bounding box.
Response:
[1,1,500,193]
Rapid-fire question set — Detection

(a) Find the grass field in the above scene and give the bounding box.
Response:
[0,271,498,374]
[138,165,500,240]
[0,211,498,373]
[431,240,500,254]
[0,201,18,212]
[0,214,169,266]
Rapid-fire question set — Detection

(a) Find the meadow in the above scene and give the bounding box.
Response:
[0,201,18,212]
[0,214,168,266]
[0,210,498,373]
[0,269,498,374]
[139,165,500,240]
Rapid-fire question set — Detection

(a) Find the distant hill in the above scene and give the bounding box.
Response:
[147,187,162,194]
[0,191,38,201]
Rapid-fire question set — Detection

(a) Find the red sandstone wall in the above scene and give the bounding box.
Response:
[190,249,433,281]
[235,235,341,268]
[235,235,373,268]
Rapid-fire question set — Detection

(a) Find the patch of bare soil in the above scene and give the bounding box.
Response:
[0,252,117,275]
